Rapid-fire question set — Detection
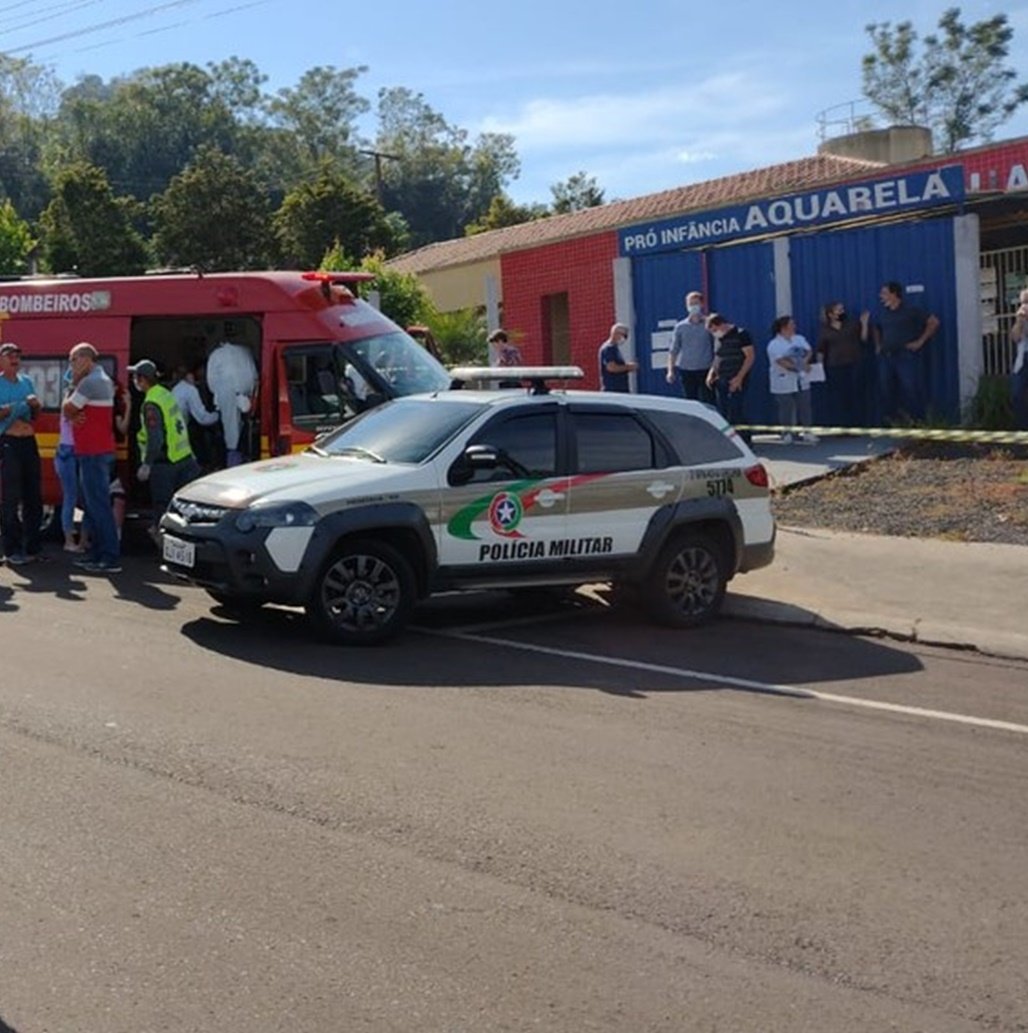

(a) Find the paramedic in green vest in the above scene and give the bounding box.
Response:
[127,359,201,528]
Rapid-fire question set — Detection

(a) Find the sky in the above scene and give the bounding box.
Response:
[5,0,1028,207]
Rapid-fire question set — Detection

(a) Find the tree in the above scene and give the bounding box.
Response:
[151,147,273,270]
[863,8,1028,152]
[550,171,605,214]
[423,306,488,364]
[0,199,35,275]
[274,163,392,268]
[375,87,520,246]
[38,162,148,276]
[465,194,548,235]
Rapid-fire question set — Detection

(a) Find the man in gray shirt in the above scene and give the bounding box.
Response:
[666,290,714,402]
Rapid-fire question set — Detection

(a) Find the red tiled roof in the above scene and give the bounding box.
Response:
[387,153,884,274]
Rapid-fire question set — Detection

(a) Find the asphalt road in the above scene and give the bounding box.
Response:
[1,555,1026,1033]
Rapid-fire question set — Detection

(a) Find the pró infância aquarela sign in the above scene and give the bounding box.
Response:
[619,165,965,257]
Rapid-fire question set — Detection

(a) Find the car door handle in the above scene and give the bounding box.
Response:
[647,480,675,499]
[535,488,566,507]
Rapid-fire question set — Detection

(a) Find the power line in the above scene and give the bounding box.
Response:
[5,0,205,55]
[0,0,106,36]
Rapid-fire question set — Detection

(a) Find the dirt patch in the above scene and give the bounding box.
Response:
[771,443,1028,546]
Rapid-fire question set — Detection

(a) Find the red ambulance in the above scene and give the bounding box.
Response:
[0,270,452,507]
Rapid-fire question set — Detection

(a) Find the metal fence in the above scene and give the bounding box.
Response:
[980,245,1028,376]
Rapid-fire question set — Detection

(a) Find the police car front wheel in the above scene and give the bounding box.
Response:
[306,539,416,646]
[644,530,727,627]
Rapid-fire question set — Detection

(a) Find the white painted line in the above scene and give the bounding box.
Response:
[424,629,1028,737]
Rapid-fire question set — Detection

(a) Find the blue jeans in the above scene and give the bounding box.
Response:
[1013,366,1028,430]
[78,453,119,565]
[54,443,79,537]
[877,349,925,424]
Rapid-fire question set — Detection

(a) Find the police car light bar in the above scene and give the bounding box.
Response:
[449,365,585,382]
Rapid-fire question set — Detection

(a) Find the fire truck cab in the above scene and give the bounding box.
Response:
[0,270,452,508]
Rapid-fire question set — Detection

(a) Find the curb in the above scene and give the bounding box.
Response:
[723,595,1028,662]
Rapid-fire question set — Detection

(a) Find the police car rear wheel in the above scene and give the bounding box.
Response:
[644,531,726,627]
[307,539,415,645]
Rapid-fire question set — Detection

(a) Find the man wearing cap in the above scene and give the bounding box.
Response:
[0,342,44,564]
[63,342,121,573]
[129,359,201,529]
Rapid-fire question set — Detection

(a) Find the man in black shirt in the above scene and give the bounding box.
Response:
[874,281,939,424]
[705,313,755,441]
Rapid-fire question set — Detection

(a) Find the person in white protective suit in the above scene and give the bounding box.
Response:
[206,340,258,467]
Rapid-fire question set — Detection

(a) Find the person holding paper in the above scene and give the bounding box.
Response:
[816,301,869,428]
[767,315,818,444]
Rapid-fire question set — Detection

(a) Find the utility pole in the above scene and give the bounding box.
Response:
[359,148,402,205]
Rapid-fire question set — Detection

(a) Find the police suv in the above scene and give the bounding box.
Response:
[159,368,775,644]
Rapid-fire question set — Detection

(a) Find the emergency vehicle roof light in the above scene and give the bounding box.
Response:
[448,366,585,396]
[449,366,584,382]
[301,271,376,285]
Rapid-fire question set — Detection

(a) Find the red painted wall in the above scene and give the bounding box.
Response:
[501,232,619,389]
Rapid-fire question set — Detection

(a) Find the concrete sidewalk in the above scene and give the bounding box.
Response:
[724,434,1028,659]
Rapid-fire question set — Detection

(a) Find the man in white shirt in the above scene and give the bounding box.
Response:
[172,362,219,469]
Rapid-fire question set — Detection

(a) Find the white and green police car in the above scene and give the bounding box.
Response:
[159,368,775,644]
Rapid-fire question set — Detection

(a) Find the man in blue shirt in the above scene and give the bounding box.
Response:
[666,290,714,402]
[874,281,939,424]
[0,342,44,564]
[598,323,637,392]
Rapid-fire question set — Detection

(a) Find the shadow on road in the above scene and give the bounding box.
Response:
[179,588,923,698]
[0,1015,20,1032]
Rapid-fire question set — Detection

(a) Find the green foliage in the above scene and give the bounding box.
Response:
[966,374,1015,429]
[466,194,549,235]
[0,199,35,275]
[863,8,1028,151]
[423,307,489,365]
[150,146,273,270]
[351,252,433,329]
[550,171,605,214]
[375,87,520,246]
[38,161,148,276]
[274,163,392,268]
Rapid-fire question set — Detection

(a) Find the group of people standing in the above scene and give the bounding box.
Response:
[1,336,259,573]
[594,282,942,437]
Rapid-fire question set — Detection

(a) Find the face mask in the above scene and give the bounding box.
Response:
[688,304,702,316]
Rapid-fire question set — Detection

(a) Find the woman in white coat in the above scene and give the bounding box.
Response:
[767,315,818,444]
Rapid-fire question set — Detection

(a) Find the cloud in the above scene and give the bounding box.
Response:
[479,72,790,152]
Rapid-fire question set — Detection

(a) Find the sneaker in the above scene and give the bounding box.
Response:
[7,552,33,566]
[801,432,820,445]
[72,554,98,568]
[81,560,122,574]
[781,433,794,444]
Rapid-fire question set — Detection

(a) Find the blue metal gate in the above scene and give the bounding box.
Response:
[790,216,959,423]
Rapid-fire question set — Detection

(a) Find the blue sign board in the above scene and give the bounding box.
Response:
[618,165,965,257]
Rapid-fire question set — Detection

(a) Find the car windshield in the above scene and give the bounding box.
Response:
[314,398,486,464]
[347,330,452,396]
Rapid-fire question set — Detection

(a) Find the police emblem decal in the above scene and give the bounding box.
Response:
[487,491,523,537]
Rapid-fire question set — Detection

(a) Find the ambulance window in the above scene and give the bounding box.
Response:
[284,346,363,428]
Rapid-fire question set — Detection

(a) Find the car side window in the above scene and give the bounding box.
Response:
[284,345,363,428]
[469,412,558,482]
[572,412,662,473]
[645,410,744,465]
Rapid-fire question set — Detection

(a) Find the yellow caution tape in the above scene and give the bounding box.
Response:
[735,424,1028,445]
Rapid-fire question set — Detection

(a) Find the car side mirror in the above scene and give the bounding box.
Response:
[448,444,500,486]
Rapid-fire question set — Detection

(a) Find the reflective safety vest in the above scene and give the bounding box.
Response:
[137,383,193,463]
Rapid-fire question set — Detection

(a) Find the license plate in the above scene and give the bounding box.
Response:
[163,534,196,569]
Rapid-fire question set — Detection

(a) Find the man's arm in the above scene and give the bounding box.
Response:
[909,313,940,351]
[731,346,755,390]
[183,384,219,426]
[141,401,166,464]
[666,326,681,382]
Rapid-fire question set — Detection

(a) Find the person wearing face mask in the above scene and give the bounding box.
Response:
[666,290,714,402]
[704,313,755,442]
[816,300,870,428]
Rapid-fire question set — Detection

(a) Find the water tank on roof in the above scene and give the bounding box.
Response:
[818,124,933,165]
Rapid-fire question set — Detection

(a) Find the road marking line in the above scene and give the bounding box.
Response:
[424,629,1028,736]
